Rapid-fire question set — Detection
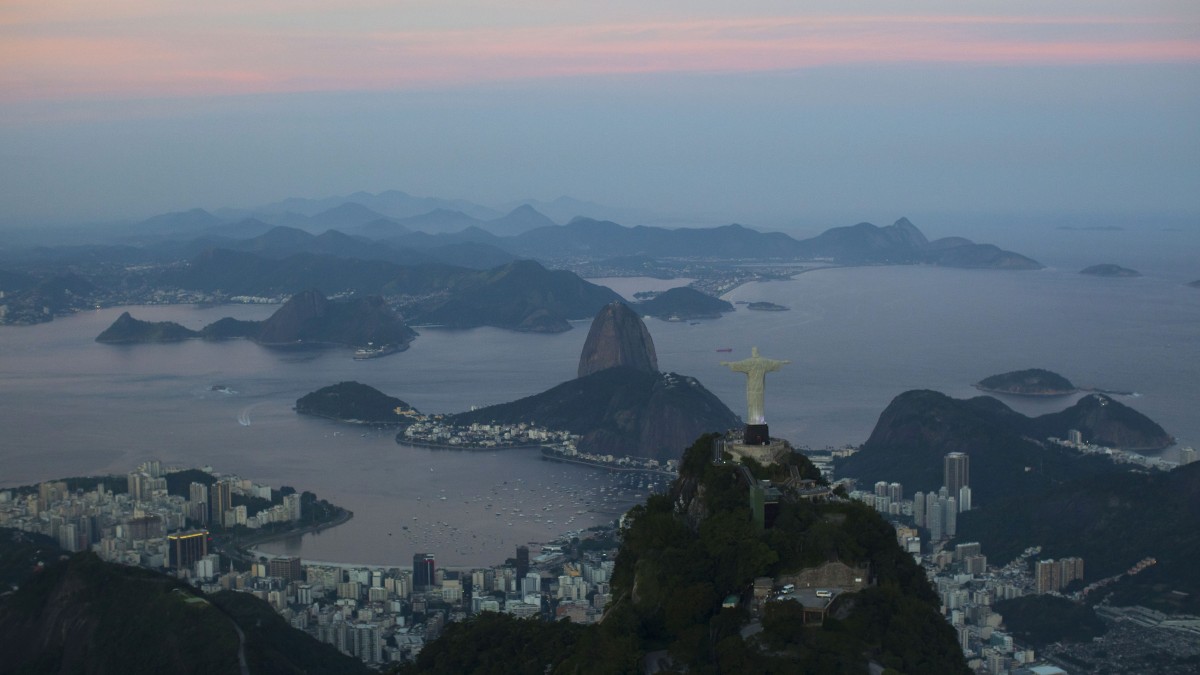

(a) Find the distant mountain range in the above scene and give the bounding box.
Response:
[408,260,622,333]
[102,190,1042,270]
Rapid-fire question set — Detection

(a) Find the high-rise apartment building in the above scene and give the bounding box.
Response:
[209,480,232,528]
[413,553,436,590]
[168,529,210,570]
[944,452,970,499]
[1035,559,1060,594]
[958,485,973,513]
[516,545,530,579]
[269,556,303,582]
[926,496,943,541]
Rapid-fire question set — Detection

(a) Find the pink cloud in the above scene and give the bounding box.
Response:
[2,13,1197,102]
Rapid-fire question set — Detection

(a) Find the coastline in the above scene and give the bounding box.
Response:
[238,507,354,551]
[973,384,1078,397]
[540,447,677,477]
[400,439,549,452]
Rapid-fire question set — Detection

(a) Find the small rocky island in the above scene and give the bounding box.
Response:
[1080,264,1141,278]
[747,301,789,311]
[295,381,420,424]
[632,287,734,321]
[976,369,1078,396]
[95,312,202,343]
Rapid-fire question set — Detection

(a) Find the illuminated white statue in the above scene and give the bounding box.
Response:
[721,347,789,425]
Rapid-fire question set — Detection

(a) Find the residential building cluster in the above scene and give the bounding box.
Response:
[0,461,300,570]
[543,444,679,476]
[400,419,579,451]
[1034,557,1085,594]
[201,544,620,665]
[847,452,974,543]
[841,451,1114,674]
[1,460,622,668]
[1051,430,1178,471]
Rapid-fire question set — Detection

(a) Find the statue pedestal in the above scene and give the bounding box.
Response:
[727,438,789,466]
[743,424,770,445]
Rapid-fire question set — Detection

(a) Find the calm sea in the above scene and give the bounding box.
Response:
[1,264,1196,566]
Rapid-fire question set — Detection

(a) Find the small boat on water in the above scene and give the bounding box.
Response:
[716,347,733,352]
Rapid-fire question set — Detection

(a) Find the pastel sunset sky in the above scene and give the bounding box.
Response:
[1,0,1197,231]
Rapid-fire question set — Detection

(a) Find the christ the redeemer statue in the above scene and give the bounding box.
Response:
[721,347,789,426]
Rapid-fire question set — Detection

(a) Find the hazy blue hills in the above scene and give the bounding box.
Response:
[0,268,38,292]
[1080,263,1141,277]
[444,367,740,462]
[836,390,1170,504]
[409,259,622,332]
[97,289,417,349]
[633,286,735,320]
[168,248,417,296]
[958,462,1200,613]
[132,207,224,235]
[486,204,560,236]
[393,208,484,234]
[510,219,804,260]
[976,368,1077,396]
[296,381,420,424]
[0,547,369,675]
[256,289,416,346]
[497,215,1041,268]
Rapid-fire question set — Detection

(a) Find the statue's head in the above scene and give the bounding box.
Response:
[751,346,760,357]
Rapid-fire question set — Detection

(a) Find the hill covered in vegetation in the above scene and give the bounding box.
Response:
[404,435,968,674]
[632,286,734,320]
[0,550,368,675]
[837,390,1172,503]
[958,461,1200,613]
[296,381,420,424]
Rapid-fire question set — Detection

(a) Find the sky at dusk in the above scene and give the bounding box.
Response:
[1,1,1198,233]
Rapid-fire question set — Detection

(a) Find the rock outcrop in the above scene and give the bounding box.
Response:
[577,301,659,377]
